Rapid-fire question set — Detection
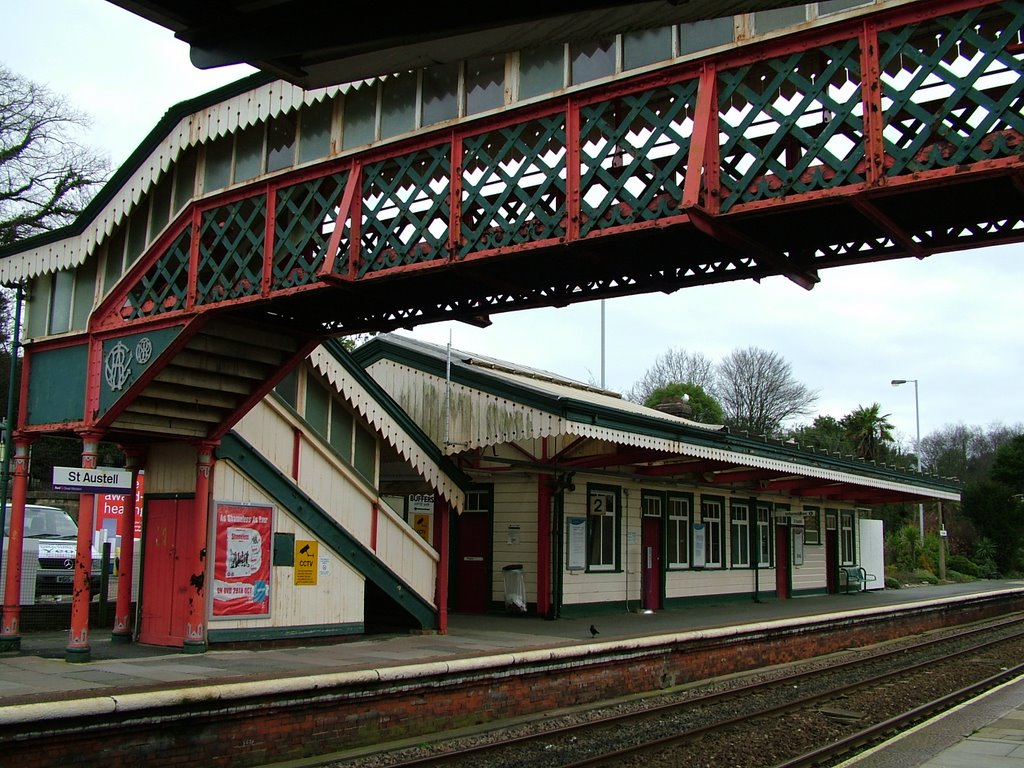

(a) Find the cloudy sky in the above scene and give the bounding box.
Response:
[4,1,1022,448]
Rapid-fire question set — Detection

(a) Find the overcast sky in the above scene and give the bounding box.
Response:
[4,1,1022,448]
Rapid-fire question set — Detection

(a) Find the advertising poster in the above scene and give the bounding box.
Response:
[212,502,273,617]
[95,470,146,541]
[567,517,586,570]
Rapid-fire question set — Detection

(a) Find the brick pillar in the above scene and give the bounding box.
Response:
[0,439,32,650]
[66,432,101,663]
[183,443,215,654]
[111,449,145,644]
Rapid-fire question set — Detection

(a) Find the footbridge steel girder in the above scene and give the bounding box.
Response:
[89,0,1024,347]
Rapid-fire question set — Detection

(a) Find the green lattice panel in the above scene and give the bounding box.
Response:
[879,2,1024,177]
[197,196,267,305]
[273,172,347,289]
[459,114,567,257]
[122,227,191,320]
[717,37,866,213]
[579,81,699,236]
[358,145,450,277]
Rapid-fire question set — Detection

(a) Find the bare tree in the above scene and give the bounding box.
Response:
[716,346,817,437]
[0,64,109,247]
[921,422,1024,483]
[623,347,716,404]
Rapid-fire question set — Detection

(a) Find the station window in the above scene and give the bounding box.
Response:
[840,510,855,565]
[275,366,298,409]
[234,124,264,182]
[380,71,418,139]
[71,258,97,330]
[571,37,616,85]
[298,98,334,164]
[803,506,821,544]
[266,112,298,173]
[329,403,353,461]
[756,504,774,567]
[730,501,750,567]
[642,492,663,519]
[101,227,127,294]
[173,147,198,213]
[520,43,565,100]
[622,26,672,71]
[754,6,809,35]
[818,0,872,16]
[342,85,377,149]
[587,485,619,572]
[148,173,173,238]
[352,422,377,483]
[466,54,505,115]
[679,17,735,56]
[304,376,330,434]
[701,496,725,568]
[204,136,233,191]
[667,494,691,568]
[422,62,460,126]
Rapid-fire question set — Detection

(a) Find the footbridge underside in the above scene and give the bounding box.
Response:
[24,0,1024,443]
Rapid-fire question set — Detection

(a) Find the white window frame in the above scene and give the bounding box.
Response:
[840,510,855,565]
[587,486,619,572]
[730,501,750,568]
[667,494,691,569]
[701,496,724,568]
[756,504,774,568]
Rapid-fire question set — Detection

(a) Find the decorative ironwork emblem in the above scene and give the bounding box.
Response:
[104,341,133,392]
[135,337,153,365]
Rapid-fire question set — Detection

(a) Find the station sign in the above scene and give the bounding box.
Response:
[52,466,133,492]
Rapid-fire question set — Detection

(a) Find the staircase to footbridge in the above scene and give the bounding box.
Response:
[5,0,1024,446]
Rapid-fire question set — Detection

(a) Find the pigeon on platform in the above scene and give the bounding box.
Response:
[589,624,599,638]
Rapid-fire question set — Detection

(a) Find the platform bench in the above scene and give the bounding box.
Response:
[839,565,877,594]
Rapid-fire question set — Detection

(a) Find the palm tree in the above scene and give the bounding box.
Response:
[841,403,895,462]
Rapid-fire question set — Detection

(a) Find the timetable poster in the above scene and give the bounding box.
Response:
[212,502,272,617]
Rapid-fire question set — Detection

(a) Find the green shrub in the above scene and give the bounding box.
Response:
[947,554,980,577]
[884,576,902,589]
[912,569,939,584]
[945,569,975,583]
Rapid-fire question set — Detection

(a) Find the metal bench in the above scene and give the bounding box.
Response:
[838,565,877,594]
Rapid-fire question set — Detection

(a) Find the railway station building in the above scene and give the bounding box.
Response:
[0,0,990,657]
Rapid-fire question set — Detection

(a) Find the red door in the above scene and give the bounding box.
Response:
[453,511,490,613]
[641,516,661,610]
[775,524,790,599]
[139,498,197,646]
[825,528,839,594]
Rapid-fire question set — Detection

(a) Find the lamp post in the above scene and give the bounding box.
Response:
[890,378,924,542]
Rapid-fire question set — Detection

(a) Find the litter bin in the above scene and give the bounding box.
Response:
[502,564,526,614]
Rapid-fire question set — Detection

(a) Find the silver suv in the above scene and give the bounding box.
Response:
[1,504,103,603]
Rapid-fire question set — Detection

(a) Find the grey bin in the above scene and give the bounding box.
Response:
[502,564,526,614]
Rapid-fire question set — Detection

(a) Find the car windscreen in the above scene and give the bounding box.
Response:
[4,507,79,539]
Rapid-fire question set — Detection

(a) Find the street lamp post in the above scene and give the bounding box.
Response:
[891,378,923,542]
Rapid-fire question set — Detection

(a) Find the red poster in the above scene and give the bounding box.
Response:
[212,502,273,617]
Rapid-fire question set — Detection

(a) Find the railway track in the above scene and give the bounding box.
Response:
[313,614,1024,768]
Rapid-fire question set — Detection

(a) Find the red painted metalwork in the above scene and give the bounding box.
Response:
[112,448,145,643]
[184,443,216,653]
[81,0,1022,348]
[66,432,100,662]
[0,440,31,645]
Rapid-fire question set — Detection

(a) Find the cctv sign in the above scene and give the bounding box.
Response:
[52,466,133,492]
